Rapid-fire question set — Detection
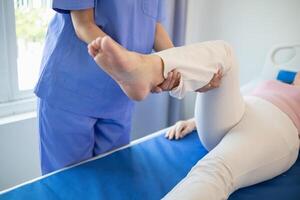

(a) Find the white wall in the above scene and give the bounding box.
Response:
[183,0,300,119]
[0,113,41,191]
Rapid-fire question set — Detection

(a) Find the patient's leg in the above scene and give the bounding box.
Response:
[194,46,245,150]
[163,97,299,200]
[88,36,233,100]
[88,36,165,101]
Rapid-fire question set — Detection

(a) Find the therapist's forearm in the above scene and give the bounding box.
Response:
[71,9,106,44]
[154,23,174,51]
[75,23,106,44]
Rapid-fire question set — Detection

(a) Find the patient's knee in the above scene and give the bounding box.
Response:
[213,40,237,75]
[215,40,234,57]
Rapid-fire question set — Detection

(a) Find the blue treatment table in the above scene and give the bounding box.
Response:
[0,130,300,200]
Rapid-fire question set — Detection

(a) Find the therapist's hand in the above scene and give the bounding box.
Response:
[151,69,181,93]
[152,23,181,93]
[196,69,223,93]
[165,118,196,140]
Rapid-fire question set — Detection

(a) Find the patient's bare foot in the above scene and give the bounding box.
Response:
[88,36,164,101]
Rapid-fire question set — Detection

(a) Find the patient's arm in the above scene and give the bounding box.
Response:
[165,118,196,140]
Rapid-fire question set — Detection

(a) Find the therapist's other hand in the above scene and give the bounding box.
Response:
[196,69,223,93]
[151,70,181,93]
[165,118,196,140]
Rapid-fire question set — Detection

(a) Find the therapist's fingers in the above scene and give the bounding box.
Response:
[153,70,181,93]
[196,71,222,93]
[164,70,180,91]
[195,82,212,93]
[168,70,181,90]
[151,87,163,93]
[151,71,172,93]
[153,71,172,93]
[161,71,174,89]
[210,69,223,88]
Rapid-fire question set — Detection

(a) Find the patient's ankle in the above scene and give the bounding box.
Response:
[147,55,165,88]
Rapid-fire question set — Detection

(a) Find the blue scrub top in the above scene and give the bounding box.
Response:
[35,0,166,120]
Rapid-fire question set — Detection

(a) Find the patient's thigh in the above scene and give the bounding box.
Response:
[209,96,299,190]
[195,53,244,151]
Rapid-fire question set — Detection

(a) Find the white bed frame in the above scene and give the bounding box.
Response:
[242,43,300,94]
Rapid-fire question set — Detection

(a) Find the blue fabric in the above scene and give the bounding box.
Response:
[277,70,297,84]
[35,0,165,118]
[52,0,95,14]
[38,99,131,175]
[1,132,300,200]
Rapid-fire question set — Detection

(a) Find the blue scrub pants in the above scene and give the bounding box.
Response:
[38,99,131,175]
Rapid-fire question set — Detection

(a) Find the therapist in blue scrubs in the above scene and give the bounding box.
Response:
[35,0,180,174]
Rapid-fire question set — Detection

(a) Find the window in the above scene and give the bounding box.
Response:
[0,0,53,117]
[15,0,54,91]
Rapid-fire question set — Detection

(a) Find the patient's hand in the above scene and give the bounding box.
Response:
[165,118,196,140]
[196,69,223,93]
[151,69,181,93]
[293,72,300,86]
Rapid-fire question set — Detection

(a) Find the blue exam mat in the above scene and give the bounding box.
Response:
[1,131,300,200]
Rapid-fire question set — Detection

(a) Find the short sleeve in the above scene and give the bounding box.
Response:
[52,0,95,14]
[157,0,166,23]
